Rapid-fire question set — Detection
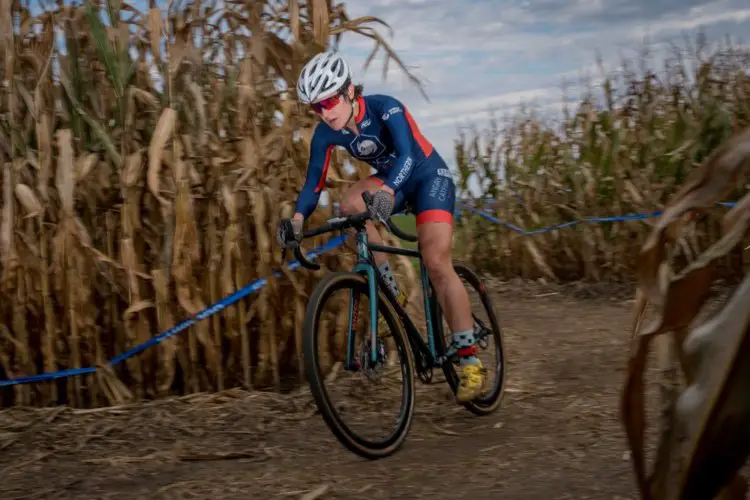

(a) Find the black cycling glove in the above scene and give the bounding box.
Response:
[369,190,394,222]
[277,217,303,248]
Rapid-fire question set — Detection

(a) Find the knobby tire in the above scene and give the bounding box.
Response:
[434,261,507,416]
[302,271,416,460]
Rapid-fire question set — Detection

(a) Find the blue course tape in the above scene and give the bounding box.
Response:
[461,201,737,235]
[0,198,739,387]
[0,367,98,386]
[0,234,348,388]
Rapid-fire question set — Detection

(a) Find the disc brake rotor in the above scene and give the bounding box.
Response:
[358,338,387,382]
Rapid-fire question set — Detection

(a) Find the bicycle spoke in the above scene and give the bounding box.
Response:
[431,262,507,415]
[303,272,416,459]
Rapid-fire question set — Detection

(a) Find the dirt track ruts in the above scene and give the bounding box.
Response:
[0,285,661,499]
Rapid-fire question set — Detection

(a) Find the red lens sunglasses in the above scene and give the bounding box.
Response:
[311,94,342,113]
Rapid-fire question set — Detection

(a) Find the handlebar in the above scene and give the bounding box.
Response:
[282,191,418,271]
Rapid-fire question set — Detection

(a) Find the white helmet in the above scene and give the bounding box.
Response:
[296,51,352,104]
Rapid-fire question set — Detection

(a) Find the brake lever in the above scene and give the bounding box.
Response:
[361,191,377,219]
[279,220,299,263]
[361,190,373,206]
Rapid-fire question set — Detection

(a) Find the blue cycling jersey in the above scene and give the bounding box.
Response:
[294,94,447,219]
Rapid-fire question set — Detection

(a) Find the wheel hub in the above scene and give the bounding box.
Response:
[358,338,387,381]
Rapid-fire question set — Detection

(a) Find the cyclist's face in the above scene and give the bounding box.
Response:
[312,84,354,131]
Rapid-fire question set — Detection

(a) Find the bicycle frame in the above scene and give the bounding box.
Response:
[280,192,453,381]
[346,224,448,379]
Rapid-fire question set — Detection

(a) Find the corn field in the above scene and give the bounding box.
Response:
[0,0,422,408]
[453,38,750,282]
[1,0,748,412]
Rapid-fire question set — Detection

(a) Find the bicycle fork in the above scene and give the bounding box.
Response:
[345,262,381,371]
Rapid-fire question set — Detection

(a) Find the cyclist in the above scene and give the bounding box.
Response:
[277,51,486,403]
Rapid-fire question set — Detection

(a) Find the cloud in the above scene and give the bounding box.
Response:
[332,0,750,173]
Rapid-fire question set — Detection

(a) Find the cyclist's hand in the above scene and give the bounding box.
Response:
[369,189,394,222]
[277,217,303,248]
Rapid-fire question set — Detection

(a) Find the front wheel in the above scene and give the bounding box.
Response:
[434,261,507,416]
[302,271,416,459]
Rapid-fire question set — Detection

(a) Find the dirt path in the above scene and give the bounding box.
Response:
[0,289,643,499]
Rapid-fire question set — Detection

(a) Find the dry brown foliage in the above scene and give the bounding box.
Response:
[0,0,421,408]
[453,39,750,282]
[621,125,750,499]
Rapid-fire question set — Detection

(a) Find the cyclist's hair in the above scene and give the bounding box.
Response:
[342,80,363,102]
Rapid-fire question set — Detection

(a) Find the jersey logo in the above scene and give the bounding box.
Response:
[350,134,386,160]
[382,106,402,120]
[392,156,413,187]
[358,139,378,156]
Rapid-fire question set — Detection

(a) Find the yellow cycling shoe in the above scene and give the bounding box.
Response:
[455,362,487,403]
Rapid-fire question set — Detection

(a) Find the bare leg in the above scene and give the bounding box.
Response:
[418,218,485,403]
[417,220,473,332]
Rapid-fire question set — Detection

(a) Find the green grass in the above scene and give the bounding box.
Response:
[391,214,418,250]
[389,214,421,274]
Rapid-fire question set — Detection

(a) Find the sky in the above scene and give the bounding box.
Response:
[332,0,750,180]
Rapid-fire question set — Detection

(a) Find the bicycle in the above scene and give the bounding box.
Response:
[279,192,506,459]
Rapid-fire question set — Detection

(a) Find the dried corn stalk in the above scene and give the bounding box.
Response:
[621,125,750,500]
[453,39,750,283]
[0,0,424,407]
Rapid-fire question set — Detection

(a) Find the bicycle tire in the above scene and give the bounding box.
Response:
[433,261,507,416]
[302,271,416,459]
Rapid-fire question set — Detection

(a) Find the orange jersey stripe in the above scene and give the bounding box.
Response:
[404,107,433,157]
[314,145,335,193]
[416,209,453,226]
[355,95,366,124]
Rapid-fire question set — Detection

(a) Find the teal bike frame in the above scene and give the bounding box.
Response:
[287,192,453,383]
[348,226,449,380]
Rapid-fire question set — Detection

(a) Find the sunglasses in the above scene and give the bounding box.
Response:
[311,94,342,113]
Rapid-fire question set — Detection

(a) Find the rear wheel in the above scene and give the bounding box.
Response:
[433,261,507,416]
[303,271,416,459]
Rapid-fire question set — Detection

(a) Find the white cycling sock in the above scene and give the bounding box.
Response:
[378,261,400,297]
[452,328,480,366]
